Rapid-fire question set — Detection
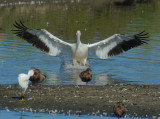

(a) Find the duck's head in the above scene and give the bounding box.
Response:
[86,68,92,72]
[114,102,125,117]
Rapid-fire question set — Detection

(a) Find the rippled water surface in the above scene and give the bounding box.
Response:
[0,110,151,119]
[0,0,160,85]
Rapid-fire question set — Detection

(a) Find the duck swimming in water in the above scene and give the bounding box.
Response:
[79,68,92,85]
[18,69,34,101]
[29,67,46,86]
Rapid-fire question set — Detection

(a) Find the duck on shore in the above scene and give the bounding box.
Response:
[79,68,92,85]
[18,69,34,101]
[29,67,46,86]
[113,102,126,118]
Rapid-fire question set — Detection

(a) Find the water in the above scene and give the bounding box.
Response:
[0,109,151,119]
[0,1,160,85]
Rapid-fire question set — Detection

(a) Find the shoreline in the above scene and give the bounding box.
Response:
[0,84,160,118]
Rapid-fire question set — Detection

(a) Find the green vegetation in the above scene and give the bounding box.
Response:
[0,0,159,43]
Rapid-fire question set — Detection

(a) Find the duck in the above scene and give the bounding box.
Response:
[79,68,92,85]
[29,67,46,86]
[18,69,34,101]
[12,21,149,66]
[113,102,126,118]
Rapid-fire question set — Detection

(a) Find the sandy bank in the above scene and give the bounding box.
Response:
[0,85,160,117]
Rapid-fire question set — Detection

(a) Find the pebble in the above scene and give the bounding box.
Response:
[27,98,33,100]
[152,116,157,119]
[5,107,9,112]
[102,112,107,116]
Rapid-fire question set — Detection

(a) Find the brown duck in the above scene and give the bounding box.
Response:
[79,68,92,85]
[113,102,126,118]
[29,67,46,86]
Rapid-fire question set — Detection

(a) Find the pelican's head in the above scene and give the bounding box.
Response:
[76,30,81,36]
[76,30,81,44]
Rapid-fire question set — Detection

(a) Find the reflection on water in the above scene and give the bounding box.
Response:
[0,1,160,85]
[0,28,4,40]
[0,109,150,119]
[45,61,129,85]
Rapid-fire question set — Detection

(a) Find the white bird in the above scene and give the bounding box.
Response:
[18,69,34,101]
[13,21,149,66]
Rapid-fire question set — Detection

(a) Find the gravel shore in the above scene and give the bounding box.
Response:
[0,85,160,118]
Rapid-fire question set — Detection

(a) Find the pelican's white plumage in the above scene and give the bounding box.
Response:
[13,21,149,66]
[18,69,34,93]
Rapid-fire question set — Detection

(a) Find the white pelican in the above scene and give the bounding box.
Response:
[13,21,149,66]
[18,69,34,101]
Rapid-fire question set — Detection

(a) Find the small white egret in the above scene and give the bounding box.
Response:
[13,21,149,66]
[18,69,34,101]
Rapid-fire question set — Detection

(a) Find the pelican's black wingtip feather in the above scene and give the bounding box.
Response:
[108,31,149,57]
[136,31,149,37]
[136,30,145,35]
[136,31,150,42]
[13,20,28,30]
[12,20,29,36]
[13,22,22,29]
[12,21,50,53]
[19,20,27,28]
[15,21,24,29]
[136,30,150,45]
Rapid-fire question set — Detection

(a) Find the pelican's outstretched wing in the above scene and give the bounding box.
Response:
[12,21,72,56]
[88,31,149,59]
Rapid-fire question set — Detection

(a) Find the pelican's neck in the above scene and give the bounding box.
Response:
[77,34,81,44]
[76,30,81,44]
